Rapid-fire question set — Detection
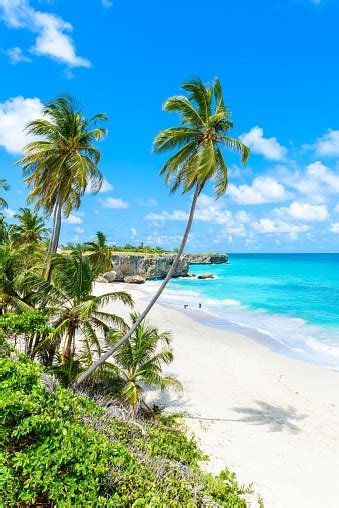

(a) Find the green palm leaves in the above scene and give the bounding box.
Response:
[10,208,49,244]
[15,96,108,274]
[0,179,10,209]
[107,313,181,411]
[153,77,250,197]
[86,231,112,274]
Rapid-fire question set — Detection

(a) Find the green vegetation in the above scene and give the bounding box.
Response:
[16,96,107,279]
[1,356,252,506]
[78,76,250,386]
[0,81,258,505]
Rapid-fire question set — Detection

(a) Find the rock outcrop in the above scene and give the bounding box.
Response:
[98,252,227,283]
[197,273,214,279]
[185,253,228,265]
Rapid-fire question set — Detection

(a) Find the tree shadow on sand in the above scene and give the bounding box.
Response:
[231,400,307,434]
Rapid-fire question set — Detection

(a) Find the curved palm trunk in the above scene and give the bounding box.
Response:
[41,204,58,277]
[72,184,201,389]
[46,203,62,282]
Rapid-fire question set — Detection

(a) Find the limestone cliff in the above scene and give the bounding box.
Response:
[98,252,227,283]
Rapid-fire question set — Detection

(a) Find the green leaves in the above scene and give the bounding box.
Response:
[154,76,250,197]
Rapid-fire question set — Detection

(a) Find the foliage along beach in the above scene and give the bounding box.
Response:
[1,76,339,507]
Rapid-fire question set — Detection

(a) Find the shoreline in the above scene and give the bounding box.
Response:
[94,281,339,508]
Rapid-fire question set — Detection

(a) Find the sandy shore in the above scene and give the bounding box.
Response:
[94,281,339,508]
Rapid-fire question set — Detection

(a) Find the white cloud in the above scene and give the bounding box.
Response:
[102,0,113,7]
[253,218,309,240]
[235,210,252,223]
[334,204,339,213]
[74,226,84,233]
[239,126,287,161]
[136,198,158,207]
[274,202,329,221]
[85,177,113,194]
[289,161,339,200]
[63,213,83,224]
[0,96,43,154]
[330,223,339,233]
[0,0,90,67]
[228,176,292,205]
[4,207,16,218]
[130,227,137,238]
[311,130,339,157]
[99,197,128,209]
[6,46,31,64]
[146,194,233,225]
[145,210,188,221]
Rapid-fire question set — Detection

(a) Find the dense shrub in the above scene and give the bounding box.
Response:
[0,357,252,506]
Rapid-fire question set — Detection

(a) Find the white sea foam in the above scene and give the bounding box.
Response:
[139,280,339,370]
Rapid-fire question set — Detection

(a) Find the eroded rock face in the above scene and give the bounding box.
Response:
[98,252,227,283]
[110,254,189,282]
[185,253,228,265]
[197,273,214,279]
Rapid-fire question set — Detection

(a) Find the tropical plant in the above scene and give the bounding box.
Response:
[86,231,112,273]
[0,213,9,243]
[74,76,250,387]
[0,178,10,209]
[0,241,34,315]
[38,248,133,381]
[107,312,181,413]
[10,207,49,244]
[16,96,108,278]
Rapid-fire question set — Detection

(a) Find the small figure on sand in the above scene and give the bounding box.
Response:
[199,303,202,308]
[184,304,188,309]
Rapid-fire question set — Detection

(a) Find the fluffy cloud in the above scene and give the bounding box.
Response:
[330,223,339,234]
[274,202,329,221]
[102,0,113,7]
[239,126,287,161]
[6,46,31,64]
[75,226,84,233]
[146,194,233,225]
[4,207,16,218]
[293,161,339,196]
[311,130,339,157]
[63,213,83,224]
[0,96,43,154]
[253,219,309,240]
[228,176,292,205]
[136,198,158,207]
[0,0,90,67]
[130,227,137,238]
[99,197,128,209]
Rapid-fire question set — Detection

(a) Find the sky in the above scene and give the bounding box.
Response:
[0,0,339,253]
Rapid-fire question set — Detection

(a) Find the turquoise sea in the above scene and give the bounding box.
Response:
[146,254,339,370]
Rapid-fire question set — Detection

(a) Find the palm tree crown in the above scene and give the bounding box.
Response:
[153,77,250,196]
[0,179,10,209]
[107,313,181,411]
[10,207,49,244]
[86,231,112,274]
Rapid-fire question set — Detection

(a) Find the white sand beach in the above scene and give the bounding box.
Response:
[95,281,339,508]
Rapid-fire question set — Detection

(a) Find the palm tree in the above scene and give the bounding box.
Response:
[73,76,250,388]
[0,241,34,315]
[86,231,112,273]
[0,179,10,209]
[107,313,181,414]
[10,207,49,244]
[38,248,133,373]
[16,96,108,278]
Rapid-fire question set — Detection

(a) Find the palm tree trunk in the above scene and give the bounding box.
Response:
[41,204,58,277]
[72,184,201,389]
[46,203,62,282]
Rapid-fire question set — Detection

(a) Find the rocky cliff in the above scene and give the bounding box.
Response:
[98,252,227,284]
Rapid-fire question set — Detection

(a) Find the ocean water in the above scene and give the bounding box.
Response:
[145,254,339,370]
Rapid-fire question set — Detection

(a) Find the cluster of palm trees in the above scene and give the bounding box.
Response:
[1,76,250,407]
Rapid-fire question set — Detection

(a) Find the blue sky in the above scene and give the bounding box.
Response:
[0,0,338,253]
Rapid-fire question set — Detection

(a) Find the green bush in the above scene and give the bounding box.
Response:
[0,357,253,506]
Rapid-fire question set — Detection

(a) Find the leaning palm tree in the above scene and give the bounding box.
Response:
[10,207,49,244]
[107,313,181,414]
[0,179,10,209]
[15,96,108,278]
[73,76,249,388]
[37,248,133,373]
[86,231,112,273]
